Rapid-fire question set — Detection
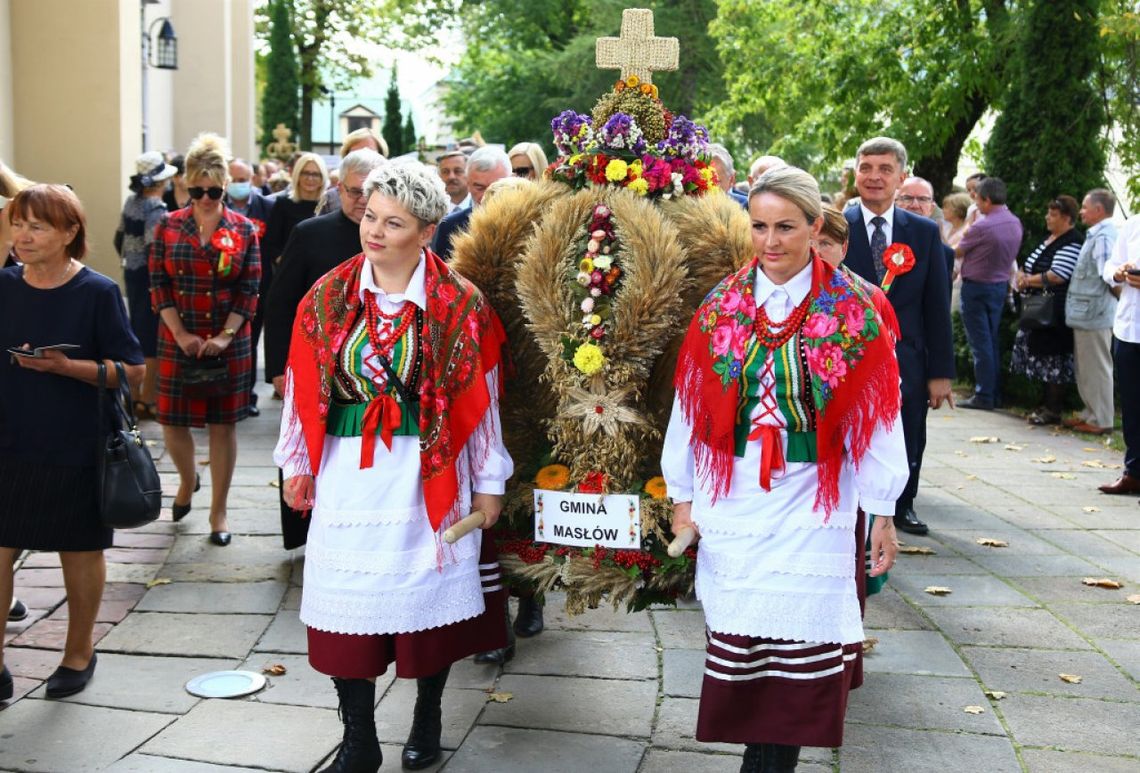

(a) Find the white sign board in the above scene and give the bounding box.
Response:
[533,489,640,549]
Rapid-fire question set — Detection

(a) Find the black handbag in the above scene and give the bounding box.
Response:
[181,356,230,397]
[1018,289,1059,331]
[97,362,162,529]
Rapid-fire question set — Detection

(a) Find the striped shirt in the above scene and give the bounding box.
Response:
[1024,234,1082,281]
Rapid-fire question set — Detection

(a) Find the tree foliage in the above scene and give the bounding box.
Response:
[261,0,300,152]
[403,113,418,157]
[986,0,1106,250]
[1098,1,1140,208]
[383,67,404,156]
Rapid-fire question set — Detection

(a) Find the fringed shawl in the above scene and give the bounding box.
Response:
[674,255,900,516]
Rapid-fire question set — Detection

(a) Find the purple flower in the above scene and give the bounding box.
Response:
[551,111,593,156]
[597,112,646,155]
[657,115,710,161]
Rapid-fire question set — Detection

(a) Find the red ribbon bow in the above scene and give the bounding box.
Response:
[359,394,402,469]
[748,422,785,491]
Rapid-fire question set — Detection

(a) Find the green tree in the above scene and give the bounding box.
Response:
[986,0,1106,250]
[383,67,404,157]
[260,0,300,152]
[1098,1,1140,208]
[710,0,1016,196]
[402,113,418,157]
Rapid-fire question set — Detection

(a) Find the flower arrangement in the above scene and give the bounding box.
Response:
[562,203,624,375]
[211,228,244,277]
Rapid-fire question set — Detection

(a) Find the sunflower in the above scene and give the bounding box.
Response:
[535,464,571,490]
[644,476,668,500]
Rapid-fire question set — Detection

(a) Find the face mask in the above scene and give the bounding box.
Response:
[228,181,252,200]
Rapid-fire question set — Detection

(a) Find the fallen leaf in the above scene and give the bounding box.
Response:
[969,436,1000,444]
[898,545,936,555]
[862,637,879,654]
[955,485,965,490]
[954,450,968,457]
[1082,447,1098,453]
[146,577,171,588]
[1126,594,1140,605]
[1106,463,1122,469]
[1081,460,1106,468]
[1082,506,1100,513]
[269,480,281,488]
[963,705,986,714]
[145,439,157,447]
[965,474,978,480]
[976,537,1009,548]
[924,586,953,596]
[262,663,287,676]
[1033,455,1057,464]
[984,690,1007,700]
[1050,472,1077,480]
[1004,444,1025,451]
[1082,577,1123,589]
[198,459,210,466]
[1058,673,1083,684]
[486,692,513,703]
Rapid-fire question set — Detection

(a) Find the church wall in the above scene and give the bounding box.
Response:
[0,0,14,166]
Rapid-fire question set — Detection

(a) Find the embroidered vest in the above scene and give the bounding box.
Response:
[732,333,818,462]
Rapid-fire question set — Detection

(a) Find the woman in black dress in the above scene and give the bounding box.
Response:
[0,184,144,702]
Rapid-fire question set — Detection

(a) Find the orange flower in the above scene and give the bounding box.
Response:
[639,83,653,95]
[644,476,668,500]
[615,79,626,92]
[535,464,571,490]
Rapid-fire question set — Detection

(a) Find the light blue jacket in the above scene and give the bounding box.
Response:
[1066,220,1118,330]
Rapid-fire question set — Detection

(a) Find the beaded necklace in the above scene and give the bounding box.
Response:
[363,293,419,393]
[753,292,812,350]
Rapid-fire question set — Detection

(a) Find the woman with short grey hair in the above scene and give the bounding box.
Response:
[273,159,512,773]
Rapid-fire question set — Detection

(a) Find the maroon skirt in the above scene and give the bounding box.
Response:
[694,510,869,748]
[307,537,508,679]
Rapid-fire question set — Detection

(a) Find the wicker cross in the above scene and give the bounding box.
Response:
[595,8,679,84]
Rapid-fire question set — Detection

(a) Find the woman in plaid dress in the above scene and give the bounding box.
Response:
[149,134,260,547]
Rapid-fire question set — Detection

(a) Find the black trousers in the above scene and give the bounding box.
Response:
[1116,338,1140,477]
[896,385,928,514]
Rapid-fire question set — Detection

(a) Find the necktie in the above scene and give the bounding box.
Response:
[870,216,887,283]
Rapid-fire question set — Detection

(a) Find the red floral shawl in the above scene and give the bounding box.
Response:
[285,250,507,532]
[675,255,900,516]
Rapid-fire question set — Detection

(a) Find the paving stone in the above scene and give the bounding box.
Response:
[988,506,1081,531]
[14,567,66,586]
[161,562,292,583]
[543,594,655,633]
[487,674,656,738]
[2,646,62,680]
[860,630,971,677]
[1029,528,1138,558]
[967,552,1107,577]
[960,645,1139,701]
[1084,555,1140,584]
[240,653,339,709]
[104,547,172,564]
[922,507,1026,532]
[892,574,1039,607]
[847,672,1003,734]
[97,612,272,658]
[48,596,139,624]
[136,580,287,614]
[999,693,1140,756]
[863,588,933,631]
[374,679,487,748]
[447,655,500,690]
[662,648,704,698]
[255,610,308,653]
[102,582,150,603]
[1010,575,1133,604]
[0,699,173,772]
[652,697,737,754]
[922,606,1092,650]
[378,745,451,772]
[1060,506,1140,530]
[35,652,238,713]
[1051,602,1140,640]
[9,620,113,650]
[140,700,342,773]
[1090,529,1140,553]
[19,552,62,568]
[638,749,744,773]
[890,554,983,574]
[1020,749,1140,773]
[0,675,40,705]
[7,585,66,609]
[177,508,287,536]
[1097,639,1140,681]
[281,586,303,610]
[104,755,272,772]
[503,630,657,680]
[445,726,645,773]
[837,723,1021,773]
[104,562,163,584]
[112,532,177,549]
[933,529,1063,557]
[165,535,287,566]
[653,609,707,649]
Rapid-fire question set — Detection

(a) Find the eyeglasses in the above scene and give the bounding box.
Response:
[299,171,324,180]
[342,185,366,199]
[897,195,932,204]
[188,186,224,200]
[512,167,533,177]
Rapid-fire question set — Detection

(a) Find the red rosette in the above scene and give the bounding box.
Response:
[577,470,607,494]
[881,243,916,291]
[210,227,244,255]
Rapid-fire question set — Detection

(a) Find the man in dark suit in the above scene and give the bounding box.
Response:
[262,148,383,548]
[843,138,955,535]
[431,145,510,260]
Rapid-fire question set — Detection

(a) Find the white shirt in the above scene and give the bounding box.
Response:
[860,202,895,247]
[1104,215,1140,344]
[448,192,472,214]
[661,261,908,643]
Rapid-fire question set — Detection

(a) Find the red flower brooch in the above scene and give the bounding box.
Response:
[211,228,244,277]
[881,243,915,292]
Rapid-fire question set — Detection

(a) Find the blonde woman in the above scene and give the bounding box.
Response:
[263,152,328,267]
[507,142,549,180]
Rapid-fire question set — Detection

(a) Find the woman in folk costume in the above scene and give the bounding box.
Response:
[662,166,909,773]
[274,162,512,773]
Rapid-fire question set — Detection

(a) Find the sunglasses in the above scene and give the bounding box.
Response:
[188,186,224,200]
[512,167,533,177]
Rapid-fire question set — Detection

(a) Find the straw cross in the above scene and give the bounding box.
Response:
[595,8,679,85]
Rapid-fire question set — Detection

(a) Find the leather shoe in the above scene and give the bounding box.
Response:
[894,507,929,535]
[958,395,993,410]
[209,531,232,546]
[8,597,28,622]
[45,653,97,699]
[1098,474,1140,495]
[247,404,260,417]
[1,665,12,702]
[473,643,515,665]
[513,596,544,638]
[1071,421,1111,435]
[172,473,201,522]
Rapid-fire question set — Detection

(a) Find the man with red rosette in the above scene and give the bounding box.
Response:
[843,137,954,536]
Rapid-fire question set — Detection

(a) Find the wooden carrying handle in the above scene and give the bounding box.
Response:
[667,526,697,558]
[442,511,487,544]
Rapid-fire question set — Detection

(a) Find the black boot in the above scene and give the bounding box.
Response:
[320,678,381,773]
[763,744,800,773]
[741,744,764,773]
[513,594,544,638]
[402,665,450,770]
[473,598,516,664]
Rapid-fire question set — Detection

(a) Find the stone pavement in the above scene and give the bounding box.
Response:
[2,387,1139,772]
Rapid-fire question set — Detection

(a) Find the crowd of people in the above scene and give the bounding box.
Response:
[1,122,1138,773]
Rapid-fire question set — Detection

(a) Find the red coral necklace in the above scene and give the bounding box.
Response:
[754,293,811,350]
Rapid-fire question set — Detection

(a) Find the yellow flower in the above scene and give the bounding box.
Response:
[568,153,583,166]
[535,463,571,490]
[625,74,640,88]
[605,159,629,182]
[627,178,649,196]
[628,159,643,177]
[644,476,668,500]
[572,342,606,375]
[700,166,716,183]
[650,84,659,99]
[589,314,602,326]
[580,257,594,273]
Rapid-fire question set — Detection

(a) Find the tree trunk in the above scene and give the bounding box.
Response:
[299,95,313,151]
[913,93,987,198]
